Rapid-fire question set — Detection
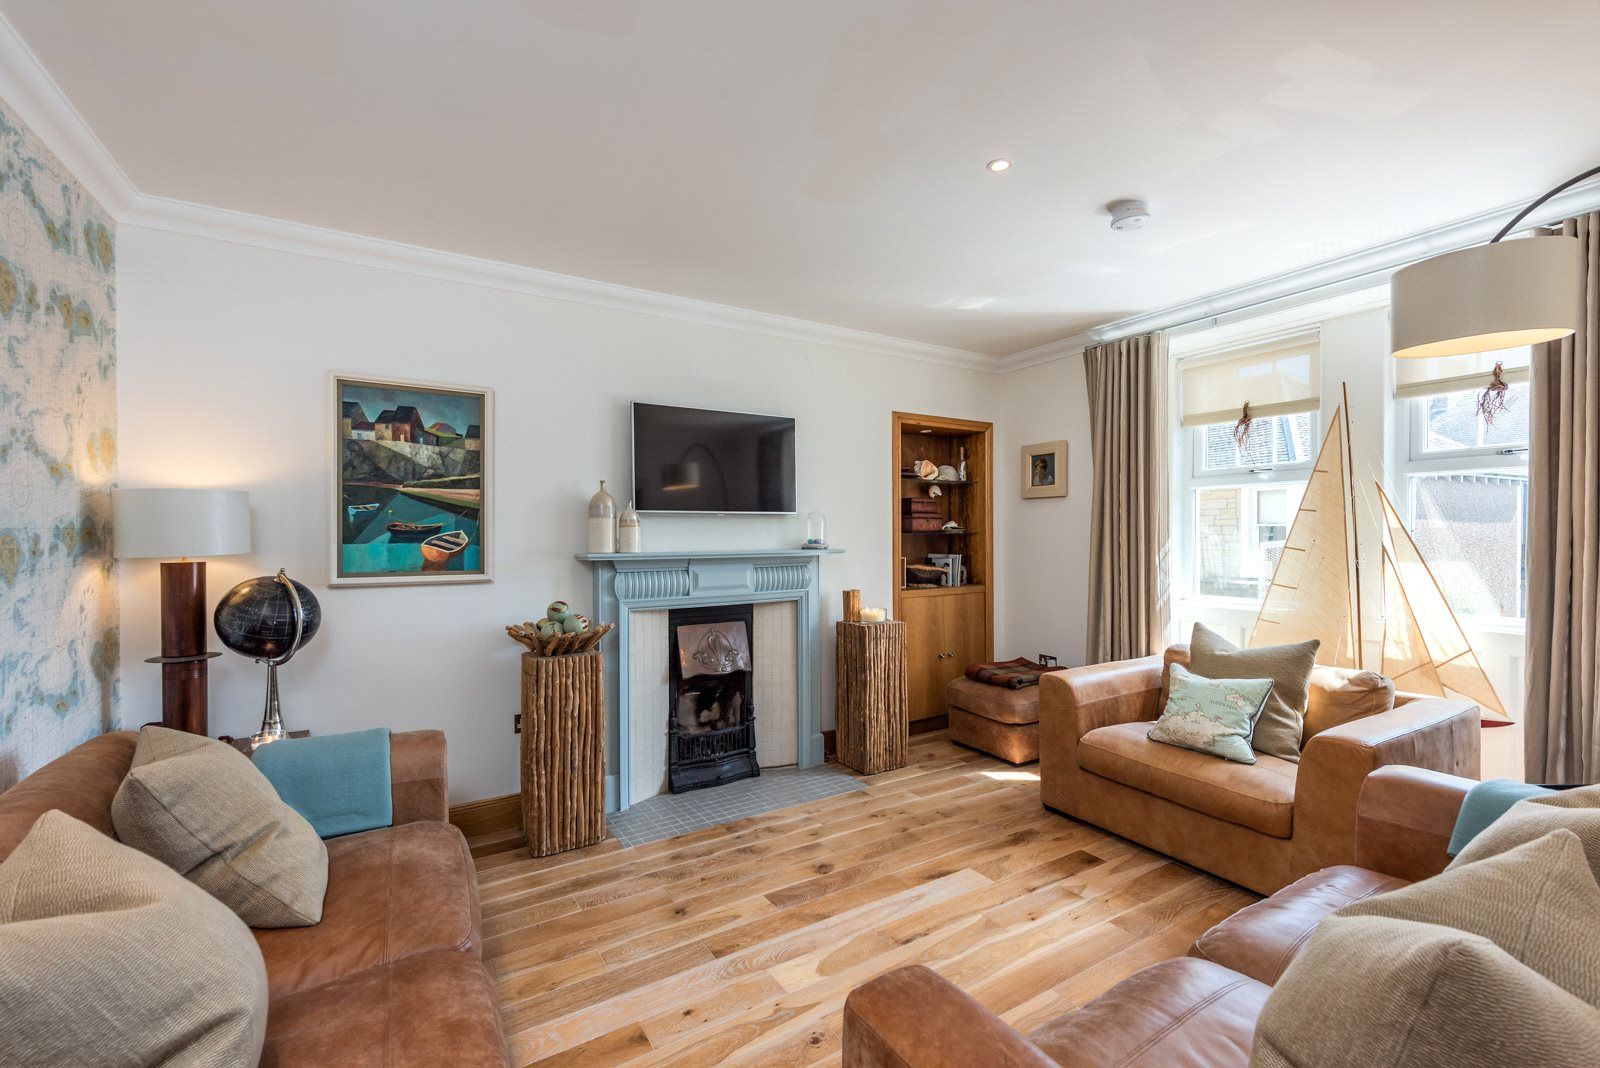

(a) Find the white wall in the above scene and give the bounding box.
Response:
[994,355,1094,667]
[116,226,999,803]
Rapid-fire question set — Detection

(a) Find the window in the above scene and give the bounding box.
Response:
[1184,413,1316,601]
[1401,378,1530,621]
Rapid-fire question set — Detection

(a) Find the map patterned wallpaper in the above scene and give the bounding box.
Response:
[0,98,118,790]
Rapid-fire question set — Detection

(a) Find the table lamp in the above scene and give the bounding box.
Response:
[113,488,251,735]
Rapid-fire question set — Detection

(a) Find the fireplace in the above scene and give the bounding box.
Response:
[668,603,759,793]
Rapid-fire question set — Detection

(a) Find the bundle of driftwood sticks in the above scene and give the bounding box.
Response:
[505,621,614,657]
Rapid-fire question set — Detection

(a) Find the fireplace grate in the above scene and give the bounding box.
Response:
[667,603,759,794]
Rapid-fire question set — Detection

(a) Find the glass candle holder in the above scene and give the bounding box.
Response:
[802,511,828,549]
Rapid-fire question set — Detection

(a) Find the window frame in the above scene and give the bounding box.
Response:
[1397,387,1530,629]
[1178,412,1319,606]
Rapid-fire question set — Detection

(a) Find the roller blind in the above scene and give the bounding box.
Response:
[1179,332,1320,428]
[1393,347,1530,399]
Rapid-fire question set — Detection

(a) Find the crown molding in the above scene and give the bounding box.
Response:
[121,193,997,370]
[0,12,137,217]
[993,178,1600,373]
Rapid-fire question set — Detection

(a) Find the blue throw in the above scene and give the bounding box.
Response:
[254,728,393,839]
[1447,778,1554,856]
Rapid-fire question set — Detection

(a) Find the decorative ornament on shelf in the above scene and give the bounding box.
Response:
[935,464,959,481]
[587,481,617,553]
[213,569,321,747]
[912,459,938,480]
[618,501,643,552]
[956,446,969,482]
[802,511,829,550]
[506,598,612,657]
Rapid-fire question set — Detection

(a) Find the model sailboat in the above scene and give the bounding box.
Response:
[1247,399,1509,723]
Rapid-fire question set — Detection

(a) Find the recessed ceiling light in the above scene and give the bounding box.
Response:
[986,158,1012,173]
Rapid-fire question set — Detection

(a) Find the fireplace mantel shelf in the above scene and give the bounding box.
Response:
[575,548,844,562]
[576,547,844,813]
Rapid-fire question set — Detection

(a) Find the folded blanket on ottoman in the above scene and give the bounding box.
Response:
[965,658,1050,689]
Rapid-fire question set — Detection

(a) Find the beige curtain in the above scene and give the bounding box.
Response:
[1084,332,1171,664]
[1526,212,1600,782]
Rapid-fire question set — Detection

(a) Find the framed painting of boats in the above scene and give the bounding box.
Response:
[329,373,493,586]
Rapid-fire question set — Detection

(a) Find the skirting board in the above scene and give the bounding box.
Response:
[449,794,521,837]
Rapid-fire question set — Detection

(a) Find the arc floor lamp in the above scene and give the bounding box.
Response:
[1391,164,1598,360]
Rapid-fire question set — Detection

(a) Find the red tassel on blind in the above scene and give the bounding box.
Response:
[1477,362,1510,426]
[1233,402,1254,448]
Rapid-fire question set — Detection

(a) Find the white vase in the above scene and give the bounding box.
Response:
[619,501,643,553]
[587,481,617,554]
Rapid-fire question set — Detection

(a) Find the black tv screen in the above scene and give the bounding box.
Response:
[632,403,796,514]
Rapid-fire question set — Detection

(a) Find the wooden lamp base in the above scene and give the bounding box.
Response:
[143,559,219,735]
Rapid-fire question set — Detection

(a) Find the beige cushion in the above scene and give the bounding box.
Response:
[1252,830,1600,1068]
[1252,913,1600,1068]
[1450,782,1600,877]
[0,810,268,1067]
[112,726,328,928]
[1304,665,1395,739]
[1189,623,1317,763]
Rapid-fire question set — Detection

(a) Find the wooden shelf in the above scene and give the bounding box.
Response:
[901,477,971,487]
[899,584,986,598]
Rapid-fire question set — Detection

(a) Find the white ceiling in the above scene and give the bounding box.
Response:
[7,0,1600,357]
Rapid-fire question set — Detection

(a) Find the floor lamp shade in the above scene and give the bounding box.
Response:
[112,488,251,737]
[112,488,251,559]
[1391,235,1583,359]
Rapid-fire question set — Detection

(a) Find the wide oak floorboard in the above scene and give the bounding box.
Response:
[472,731,1255,1066]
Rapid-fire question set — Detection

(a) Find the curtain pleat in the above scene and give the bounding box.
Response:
[1084,333,1170,664]
[1526,212,1600,782]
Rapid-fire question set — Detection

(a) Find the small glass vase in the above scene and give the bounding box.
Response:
[802,511,828,550]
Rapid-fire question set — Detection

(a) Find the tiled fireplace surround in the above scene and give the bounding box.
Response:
[578,549,842,812]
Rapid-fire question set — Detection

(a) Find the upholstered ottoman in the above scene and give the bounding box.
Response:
[946,678,1040,764]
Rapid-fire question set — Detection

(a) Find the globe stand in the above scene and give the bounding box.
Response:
[247,569,307,749]
[252,662,290,747]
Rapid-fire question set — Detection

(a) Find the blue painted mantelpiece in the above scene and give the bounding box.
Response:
[576,548,845,812]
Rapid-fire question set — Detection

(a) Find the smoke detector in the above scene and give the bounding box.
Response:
[1108,199,1152,232]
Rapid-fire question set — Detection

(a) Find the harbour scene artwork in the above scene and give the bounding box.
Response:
[334,376,489,583]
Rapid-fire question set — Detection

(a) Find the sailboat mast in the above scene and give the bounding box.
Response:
[1341,383,1363,668]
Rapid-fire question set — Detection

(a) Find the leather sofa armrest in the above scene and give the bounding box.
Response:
[1292,698,1479,871]
[389,730,449,825]
[844,966,1058,1068]
[1042,655,1164,740]
[1355,765,1476,881]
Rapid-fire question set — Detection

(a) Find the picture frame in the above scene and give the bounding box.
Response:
[1020,440,1067,499]
[329,373,493,586]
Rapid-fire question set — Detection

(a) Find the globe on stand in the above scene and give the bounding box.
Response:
[214,569,321,747]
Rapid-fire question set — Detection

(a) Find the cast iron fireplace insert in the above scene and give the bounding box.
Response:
[667,602,759,793]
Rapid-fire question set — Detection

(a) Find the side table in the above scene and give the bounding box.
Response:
[835,620,908,775]
[520,650,607,857]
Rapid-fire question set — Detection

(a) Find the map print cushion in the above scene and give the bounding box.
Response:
[1147,663,1275,764]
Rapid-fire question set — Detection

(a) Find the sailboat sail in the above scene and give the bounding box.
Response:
[1380,545,1444,696]
[1376,485,1510,723]
[1248,409,1358,668]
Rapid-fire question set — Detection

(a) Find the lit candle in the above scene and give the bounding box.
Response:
[859,607,888,623]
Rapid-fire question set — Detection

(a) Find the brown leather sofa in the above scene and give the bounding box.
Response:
[843,765,1475,1068]
[1038,646,1480,895]
[0,730,510,1067]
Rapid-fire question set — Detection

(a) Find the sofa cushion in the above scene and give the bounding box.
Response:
[1343,829,1600,1006]
[1190,623,1317,763]
[112,726,329,928]
[1304,666,1394,739]
[946,677,1042,724]
[1449,781,1600,878]
[0,811,268,1068]
[263,949,509,1067]
[1030,958,1266,1068]
[1189,865,1407,985]
[1080,721,1297,838]
[1253,912,1600,1068]
[0,731,136,862]
[1147,663,1274,764]
[253,820,482,999]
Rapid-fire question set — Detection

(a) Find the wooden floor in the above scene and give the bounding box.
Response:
[469,731,1255,1067]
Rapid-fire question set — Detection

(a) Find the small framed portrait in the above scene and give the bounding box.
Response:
[1021,440,1067,499]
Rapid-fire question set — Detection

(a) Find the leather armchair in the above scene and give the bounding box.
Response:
[1040,652,1479,895]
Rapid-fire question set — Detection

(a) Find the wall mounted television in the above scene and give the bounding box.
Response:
[631,402,796,514]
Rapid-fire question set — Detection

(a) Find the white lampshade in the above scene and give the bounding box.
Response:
[112,488,251,559]
[1391,235,1583,359]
